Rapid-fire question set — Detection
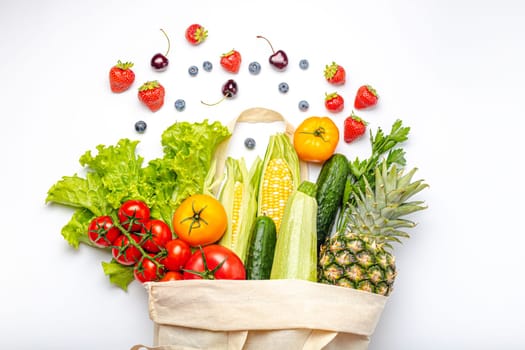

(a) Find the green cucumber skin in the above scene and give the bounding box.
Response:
[246,216,277,280]
[315,154,350,251]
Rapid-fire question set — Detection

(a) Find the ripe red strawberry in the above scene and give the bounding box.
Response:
[354,85,379,109]
[138,81,165,112]
[324,62,346,85]
[344,112,367,143]
[324,92,345,113]
[220,49,242,73]
[185,24,208,45]
[109,60,135,93]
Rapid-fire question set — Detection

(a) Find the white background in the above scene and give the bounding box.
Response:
[1,0,524,349]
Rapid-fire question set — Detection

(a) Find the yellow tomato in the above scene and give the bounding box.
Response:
[293,116,339,163]
[173,194,228,247]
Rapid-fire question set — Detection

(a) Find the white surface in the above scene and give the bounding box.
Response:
[1,0,524,349]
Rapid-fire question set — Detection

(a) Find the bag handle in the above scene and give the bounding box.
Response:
[130,331,247,350]
[302,330,339,350]
[131,330,335,350]
[211,107,308,195]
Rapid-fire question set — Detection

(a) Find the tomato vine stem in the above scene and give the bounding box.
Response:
[110,213,164,271]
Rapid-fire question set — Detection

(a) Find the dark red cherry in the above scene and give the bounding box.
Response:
[257,35,288,71]
[151,29,171,72]
[222,79,238,97]
[202,79,238,106]
[151,53,169,71]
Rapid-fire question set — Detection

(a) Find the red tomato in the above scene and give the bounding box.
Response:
[160,271,184,281]
[111,234,142,266]
[141,219,173,253]
[118,199,150,232]
[160,239,192,271]
[134,254,165,283]
[87,215,120,248]
[183,245,246,280]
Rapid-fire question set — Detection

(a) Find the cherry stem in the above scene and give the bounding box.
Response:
[160,28,170,56]
[256,35,275,54]
[201,94,229,106]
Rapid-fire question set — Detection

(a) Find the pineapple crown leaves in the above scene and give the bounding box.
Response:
[345,161,428,248]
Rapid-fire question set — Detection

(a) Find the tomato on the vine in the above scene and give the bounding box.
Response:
[118,199,150,232]
[141,219,173,253]
[87,215,120,248]
[160,271,184,281]
[183,245,246,280]
[160,239,192,271]
[172,194,228,247]
[112,234,142,266]
[134,254,165,283]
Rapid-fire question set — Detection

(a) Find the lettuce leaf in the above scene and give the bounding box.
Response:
[61,208,96,248]
[101,260,135,291]
[46,119,231,291]
[160,120,231,206]
[79,139,152,209]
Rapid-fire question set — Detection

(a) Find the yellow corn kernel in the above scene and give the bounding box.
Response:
[259,158,294,231]
[230,181,243,246]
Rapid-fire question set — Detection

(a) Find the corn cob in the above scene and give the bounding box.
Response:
[257,133,301,232]
[219,157,261,262]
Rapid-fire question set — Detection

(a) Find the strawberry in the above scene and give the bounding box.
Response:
[354,85,379,109]
[109,60,135,93]
[343,112,367,143]
[324,62,346,85]
[324,92,345,113]
[138,81,165,112]
[185,24,208,45]
[220,49,242,73]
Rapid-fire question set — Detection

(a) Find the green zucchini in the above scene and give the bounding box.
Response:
[270,180,317,282]
[245,216,277,280]
[315,153,350,252]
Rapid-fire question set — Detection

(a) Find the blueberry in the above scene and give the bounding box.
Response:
[244,137,256,149]
[134,120,147,133]
[174,99,186,111]
[299,59,309,70]
[278,82,289,94]
[202,61,213,72]
[248,61,261,75]
[298,100,309,111]
[188,65,199,76]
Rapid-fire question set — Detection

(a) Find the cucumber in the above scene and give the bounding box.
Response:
[245,216,277,280]
[315,153,350,251]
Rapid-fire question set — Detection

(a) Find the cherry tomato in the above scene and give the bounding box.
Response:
[160,271,184,281]
[87,215,120,248]
[141,219,173,253]
[160,239,192,271]
[111,234,142,266]
[134,254,165,283]
[183,245,246,280]
[118,199,150,232]
[172,194,227,247]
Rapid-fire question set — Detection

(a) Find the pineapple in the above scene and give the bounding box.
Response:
[318,161,428,296]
